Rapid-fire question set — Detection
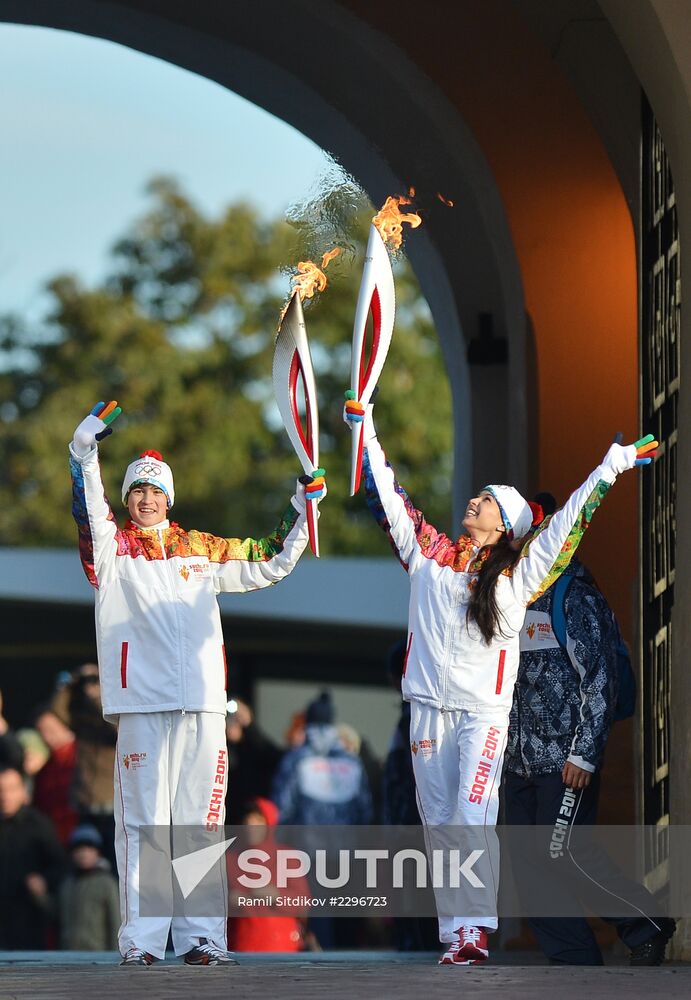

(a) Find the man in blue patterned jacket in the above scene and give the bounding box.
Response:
[506,556,616,788]
[503,502,675,966]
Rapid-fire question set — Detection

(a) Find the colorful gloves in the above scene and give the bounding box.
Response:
[298,468,327,504]
[601,433,658,478]
[343,389,377,447]
[71,401,122,457]
[632,434,658,465]
[344,390,365,423]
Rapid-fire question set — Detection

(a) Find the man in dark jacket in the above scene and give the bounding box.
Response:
[506,557,616,782]
[0,764,65,949]
[504,540,675,966]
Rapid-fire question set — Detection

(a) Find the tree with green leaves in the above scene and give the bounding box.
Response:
[0,177,452,553]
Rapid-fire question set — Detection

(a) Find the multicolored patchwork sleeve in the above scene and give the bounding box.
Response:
[512,464,615,605]
[363,435,445,573]
[193,498,309,594]
[69,445,119,589]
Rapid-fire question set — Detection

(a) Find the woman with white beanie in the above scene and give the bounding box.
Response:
[344,397,655,966]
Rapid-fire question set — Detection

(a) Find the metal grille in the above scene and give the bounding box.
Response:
[640,98,679,883]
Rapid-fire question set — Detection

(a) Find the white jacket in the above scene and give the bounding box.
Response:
[70,445,310,719]
[363,434,616,714]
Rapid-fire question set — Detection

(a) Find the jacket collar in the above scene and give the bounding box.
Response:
[124,518,174,533]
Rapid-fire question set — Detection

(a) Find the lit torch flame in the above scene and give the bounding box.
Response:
[372,192,422,251]
[290,247,343,303]
[437,192,454,207]
[320,247,342,270]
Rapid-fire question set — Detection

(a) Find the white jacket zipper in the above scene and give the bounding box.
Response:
[440,574,463,711]
[158,528,186,714]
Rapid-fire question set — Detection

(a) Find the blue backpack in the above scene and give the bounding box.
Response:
[550,573,636,722]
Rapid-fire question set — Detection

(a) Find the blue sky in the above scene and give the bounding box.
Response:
[0,24,333,316]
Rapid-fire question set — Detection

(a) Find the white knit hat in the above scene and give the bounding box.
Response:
[122,450,175,508]
[483,484,532,541]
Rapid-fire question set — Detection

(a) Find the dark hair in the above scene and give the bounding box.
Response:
[242,799,266,821]
[466,536,522,644]
[533,492,557,517]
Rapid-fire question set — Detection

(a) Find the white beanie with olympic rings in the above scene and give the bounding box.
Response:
[122,450,175,508]
[483,484,532,541]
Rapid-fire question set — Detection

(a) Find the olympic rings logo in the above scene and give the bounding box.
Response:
[134,462,162,476]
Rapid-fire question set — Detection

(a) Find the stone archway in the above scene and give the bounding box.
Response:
[0,0,530,520]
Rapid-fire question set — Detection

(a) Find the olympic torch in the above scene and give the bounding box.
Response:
[273,291,322,557]
[348,224,396,495]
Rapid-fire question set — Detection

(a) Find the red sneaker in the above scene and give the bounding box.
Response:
[439,942,461,965]
[456,925,489,962]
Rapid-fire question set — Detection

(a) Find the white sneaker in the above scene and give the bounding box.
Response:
[183,937,238,966]
[119,947,154,966]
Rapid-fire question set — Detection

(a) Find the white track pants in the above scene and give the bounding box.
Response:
[114,711,228,958]
[410,702,509,943]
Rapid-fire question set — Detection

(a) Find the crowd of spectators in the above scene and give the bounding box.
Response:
[0,665,119,950]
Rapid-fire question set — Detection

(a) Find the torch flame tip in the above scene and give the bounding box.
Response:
[372,192,423,251]
[287,245,343,306]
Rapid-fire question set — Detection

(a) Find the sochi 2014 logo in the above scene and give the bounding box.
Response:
[123,752,147,771]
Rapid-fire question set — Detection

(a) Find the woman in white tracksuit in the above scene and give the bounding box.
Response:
[69,401,324,966]
[351,405,652,965]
